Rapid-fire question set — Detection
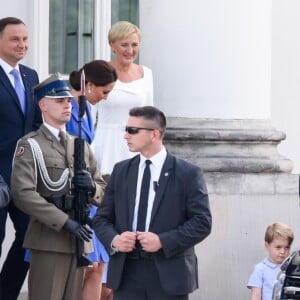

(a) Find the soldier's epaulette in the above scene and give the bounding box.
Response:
[24,131,38,139]
[16,131,38,157]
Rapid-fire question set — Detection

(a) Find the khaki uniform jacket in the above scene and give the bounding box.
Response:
[11,124,106,254]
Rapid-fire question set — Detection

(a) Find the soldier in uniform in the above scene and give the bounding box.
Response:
[11,73,106,300]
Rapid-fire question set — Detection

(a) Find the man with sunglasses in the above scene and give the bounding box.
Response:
[94,106,212,300]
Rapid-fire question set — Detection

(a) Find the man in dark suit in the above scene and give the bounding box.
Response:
[0,17,42,300]
[93,106,212,300]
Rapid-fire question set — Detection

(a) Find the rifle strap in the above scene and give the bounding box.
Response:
[27,138,70,191]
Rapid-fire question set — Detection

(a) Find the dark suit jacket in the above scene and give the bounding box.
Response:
[0,64,41,185]
[93,151,212,295]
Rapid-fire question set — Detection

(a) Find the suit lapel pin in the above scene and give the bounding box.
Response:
[164,172,169,176]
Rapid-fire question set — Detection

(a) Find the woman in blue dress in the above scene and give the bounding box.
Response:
[67,60,117,300]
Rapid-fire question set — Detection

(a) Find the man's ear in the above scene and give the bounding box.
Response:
[152,129,161,140]
[39,99,46,112]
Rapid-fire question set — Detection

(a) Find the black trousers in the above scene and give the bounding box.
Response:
[0,201,29,300]
[114,257,189,300]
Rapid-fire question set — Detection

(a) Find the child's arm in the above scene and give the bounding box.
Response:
[250,287,262,300]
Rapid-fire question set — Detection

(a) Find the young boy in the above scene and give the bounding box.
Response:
[247,222,294,300]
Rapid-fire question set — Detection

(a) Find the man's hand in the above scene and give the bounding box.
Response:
[63,218,92,242]
[73,170,96,196]
[136,231,162,252]
[112,231,137,253]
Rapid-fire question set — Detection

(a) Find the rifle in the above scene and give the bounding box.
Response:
[73,70,92,267]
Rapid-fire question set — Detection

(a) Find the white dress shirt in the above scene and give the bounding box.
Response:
[0,58,24,89]
[132,146,167,232]
[44,122,65,142]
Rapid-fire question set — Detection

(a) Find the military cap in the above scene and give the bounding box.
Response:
[33,72,72,101]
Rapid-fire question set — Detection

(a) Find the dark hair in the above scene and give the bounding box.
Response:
[129,106,166,137]
[69,60,117,91]
[0,17,25,35]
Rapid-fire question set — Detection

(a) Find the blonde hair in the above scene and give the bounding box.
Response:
[108,21,141,44]
[264,222,294,245]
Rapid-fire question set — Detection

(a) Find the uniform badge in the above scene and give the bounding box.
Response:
[16,146,25,156]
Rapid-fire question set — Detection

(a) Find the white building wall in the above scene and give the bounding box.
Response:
[271,0,300,174]
[140,0,272,119]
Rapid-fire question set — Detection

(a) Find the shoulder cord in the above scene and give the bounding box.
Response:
[27,138,70,191]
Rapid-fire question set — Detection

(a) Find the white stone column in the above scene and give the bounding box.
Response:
[140,0,291,173]
[140,0,272,119]
[139,2,299,299]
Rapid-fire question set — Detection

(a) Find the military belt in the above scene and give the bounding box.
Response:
[45,194,75,212]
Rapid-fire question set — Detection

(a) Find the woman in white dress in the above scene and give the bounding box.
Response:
[91,21,153,300]
[92,21,153,176]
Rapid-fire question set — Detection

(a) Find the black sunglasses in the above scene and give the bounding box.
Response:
[125,126,155,135]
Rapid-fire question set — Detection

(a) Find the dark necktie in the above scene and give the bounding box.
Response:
[137,160,152,232]
[59,130,67,149]
[10,69,26,114]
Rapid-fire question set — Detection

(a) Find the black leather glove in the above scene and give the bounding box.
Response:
[73,170,96,196]
[63,218,92,242]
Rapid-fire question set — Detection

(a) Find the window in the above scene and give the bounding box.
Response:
[49,0,94,74]
[49,0,138,74]
[111,0,139,25]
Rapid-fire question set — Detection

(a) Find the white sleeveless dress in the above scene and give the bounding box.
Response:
[91,66,154,174]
